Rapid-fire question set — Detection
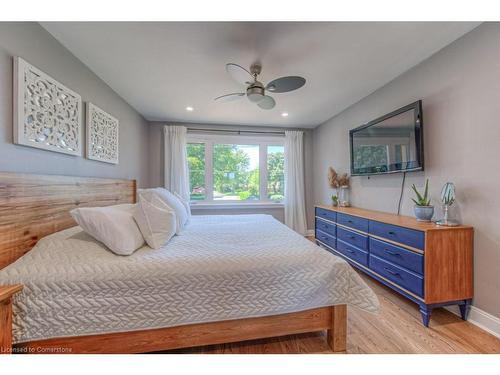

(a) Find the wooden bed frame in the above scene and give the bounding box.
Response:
[0,172,346,354]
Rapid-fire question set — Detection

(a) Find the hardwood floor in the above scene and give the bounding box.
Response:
[162,271,500,354]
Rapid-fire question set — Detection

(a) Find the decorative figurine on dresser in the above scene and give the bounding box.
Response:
[314,204,473,327]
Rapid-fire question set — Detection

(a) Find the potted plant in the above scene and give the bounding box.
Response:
[411,179,434,222]
[331,194,339,206]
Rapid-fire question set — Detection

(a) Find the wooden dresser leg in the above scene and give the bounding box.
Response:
[0,297,13,354]
[327,304,347,352]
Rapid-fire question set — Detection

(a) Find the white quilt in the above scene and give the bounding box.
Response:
[0,214,379,344]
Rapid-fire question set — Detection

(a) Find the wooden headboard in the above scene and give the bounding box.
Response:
[0,172,136,269]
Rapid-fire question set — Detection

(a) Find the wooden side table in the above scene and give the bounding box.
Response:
[0,285,23,354]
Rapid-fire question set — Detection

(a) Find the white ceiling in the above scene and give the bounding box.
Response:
[41,22,479,128]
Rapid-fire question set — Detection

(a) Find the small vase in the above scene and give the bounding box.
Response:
[414,206,434,222]
[436,204,459,226]
[339,186,350,207]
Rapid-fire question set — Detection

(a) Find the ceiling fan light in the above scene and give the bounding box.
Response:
[257,95,276,110]
[248,93,263,102]
[246,85,265,102]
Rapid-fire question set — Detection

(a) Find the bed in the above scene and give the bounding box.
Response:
[0,172,378,354]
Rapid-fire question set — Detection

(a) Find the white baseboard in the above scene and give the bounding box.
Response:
[306,229,314,237]
[444,305,500,339]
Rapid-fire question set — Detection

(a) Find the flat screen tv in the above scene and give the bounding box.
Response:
[350,101,424,176]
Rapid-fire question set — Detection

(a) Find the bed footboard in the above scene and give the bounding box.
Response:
[13,305,347,354]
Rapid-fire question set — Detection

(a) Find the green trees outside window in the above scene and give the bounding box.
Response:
[267,145,284,202]
[187,143,206,200]
[213,144,259,201]
[186,142,285,202]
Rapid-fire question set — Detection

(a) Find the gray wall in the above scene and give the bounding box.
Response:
[0,22,150,187]
[148,122,315,228]
[313,23,500,317]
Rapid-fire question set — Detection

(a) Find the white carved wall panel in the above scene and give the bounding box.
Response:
[13,57,82,156]
[86,102,119,164]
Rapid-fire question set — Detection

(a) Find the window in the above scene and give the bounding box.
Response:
[213,144,260,201]
[186,143,206,201]
[187,134,285,204]
[267,145,284,202]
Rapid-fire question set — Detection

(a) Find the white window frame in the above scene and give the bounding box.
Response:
[187,133,285,206]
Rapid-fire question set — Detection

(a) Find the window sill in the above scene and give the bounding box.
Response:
[190,202,284,210]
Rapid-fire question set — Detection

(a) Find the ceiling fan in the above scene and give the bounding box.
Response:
[214,62,306,110]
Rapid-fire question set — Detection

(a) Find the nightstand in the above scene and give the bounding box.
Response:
[0,285,23,354]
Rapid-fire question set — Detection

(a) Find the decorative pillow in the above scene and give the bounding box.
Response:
[174,192,191,222]
[70,204,145,255]
[141,188,189,233]
[133,195,176,249]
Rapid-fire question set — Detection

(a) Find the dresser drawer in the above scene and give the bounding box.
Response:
[369,255,424,297]
[337,226,368,251]
[369,237,424,275]
[369,220,425,250]
[315,207,337,222]
[316,218,336,237]
[316,229,336,249]
[337,213,368,233]
[337,239,369,266]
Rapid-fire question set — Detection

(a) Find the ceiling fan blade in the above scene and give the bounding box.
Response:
[266,76,306,93]
[226,63,253,86]
[257,95,276,110]
[214,93,245,102]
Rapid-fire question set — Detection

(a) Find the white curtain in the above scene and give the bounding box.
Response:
[284,130,307,235]
[163,125,190,201]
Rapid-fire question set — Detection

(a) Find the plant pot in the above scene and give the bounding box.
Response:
[331,195,338,207]
[414,205,434,222]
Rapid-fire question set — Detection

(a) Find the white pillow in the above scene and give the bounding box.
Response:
[70,204,145,255]
[142,188,189,233]
[174,192,191,221]
[133,195,176,249]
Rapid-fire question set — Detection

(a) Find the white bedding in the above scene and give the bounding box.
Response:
[0,214,379,344]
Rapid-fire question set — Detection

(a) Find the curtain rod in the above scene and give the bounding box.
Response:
[187,127,285,136]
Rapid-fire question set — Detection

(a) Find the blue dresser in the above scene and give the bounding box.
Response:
[315,205,474,327]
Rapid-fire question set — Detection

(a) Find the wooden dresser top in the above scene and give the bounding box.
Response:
[315,204,473,232]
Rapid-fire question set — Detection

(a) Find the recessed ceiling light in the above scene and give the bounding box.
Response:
[281,112,289,117]
[186,106,194,112]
